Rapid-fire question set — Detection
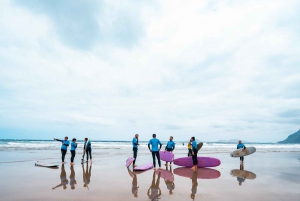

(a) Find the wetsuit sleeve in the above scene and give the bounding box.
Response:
[63,141,69,146]
[148,144,151,150]
[172,142,175,151]
[244,145,246,149]
[159,140,162,149]
[55,139,62,142]
[165,142,168,150]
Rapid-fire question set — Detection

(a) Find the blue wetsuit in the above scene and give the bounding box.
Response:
[84,141,92,161]
[237,143,246,161]
[70,142,77,163]
[55,139,69,162]
[148,138,162,167]
[191,141,198,166]
[132,137,138,165]
[165,140,175,151]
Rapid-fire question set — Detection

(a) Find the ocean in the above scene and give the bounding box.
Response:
[1,139,299,153]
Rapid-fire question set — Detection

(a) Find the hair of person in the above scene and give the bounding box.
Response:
[153,134,156,137]
[85,138,88,141]
[191,137,195,141]
[65,136,68,139]
[72,138,76,142]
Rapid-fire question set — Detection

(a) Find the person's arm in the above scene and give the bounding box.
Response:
[148,144,151,152]
[54,138,62,142]
[159,140,162,150]
[133,138,138,146]
[63,141,69,146]
[243,145,246,150]
[52,183,63,190]
[165,142,168,151]
[172,142,175,151]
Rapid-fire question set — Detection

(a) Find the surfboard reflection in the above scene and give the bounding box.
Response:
[230,165,257,186]
[52,164,69,190]
[127,168,139,198]
[148,171,162,200]
[174,167,221,179]
[82,163,92,190]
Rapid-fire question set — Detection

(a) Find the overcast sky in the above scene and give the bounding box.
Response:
[0,0,299,142]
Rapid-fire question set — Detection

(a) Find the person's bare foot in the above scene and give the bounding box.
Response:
[153,167,156,170]
[90,160,92,164]
[159,167,162,170]
[164,163,167,166]
[62,162,65,164]
[170,164,172,167]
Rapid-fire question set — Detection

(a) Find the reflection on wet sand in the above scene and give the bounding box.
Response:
[82,163,92,190]
[174,167,221,179]
[230,165,257,186]
[70,165,77,190]
[148,171,162,200]
[162,166,175,195]
[52,164,68,190]
[127,168,139,198]
[191,171,198,200]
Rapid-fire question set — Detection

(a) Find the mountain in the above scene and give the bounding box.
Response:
[278,129,300,143]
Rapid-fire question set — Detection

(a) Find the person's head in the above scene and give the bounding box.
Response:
[190,138,193,142]
[84,184,87,187]
[72,138,76,142]
[85,138,88,142]
[190,194,195,200]
[63,185,67,190]
[191,137,195,141]
[135,134,139,138]
[134,193,138,198]
[238,140,242,144]
[64,136,68,140]
[169,190,173,195]
[239,182,242,186]
[152,134,156,138]
[169,136,173,141]
[71,186,75,190]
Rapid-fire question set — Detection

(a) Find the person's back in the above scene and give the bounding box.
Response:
[148,134,163,170]
[149,138,161,152]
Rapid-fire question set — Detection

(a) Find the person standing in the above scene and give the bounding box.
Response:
[165,136,175,166]
[187,138,192,157]
[54,136,70,164]
[148,134,162,170]
[132,134,139,167]
[237,140,246,164]
[191,137,198,171]
[70,138,77,165]
[84,138,92,163]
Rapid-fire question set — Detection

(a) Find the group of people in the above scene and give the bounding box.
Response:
[54,137,92,165]
[132,134,200,171]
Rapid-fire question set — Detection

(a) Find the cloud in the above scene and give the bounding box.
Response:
[0,0,300,141]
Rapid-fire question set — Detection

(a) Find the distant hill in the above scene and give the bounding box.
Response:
[278,129,300,144]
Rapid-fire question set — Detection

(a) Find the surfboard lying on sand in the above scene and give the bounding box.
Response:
[134,163,153,171]
[230,169,256,179]
[159,151,174,162]
[197,142,203,151]
[230,147,256,157]
[174,167,221,179]
[155,169,174,182]
[35,161,59,168]
[174,157,221,168]
[126,157,135,167]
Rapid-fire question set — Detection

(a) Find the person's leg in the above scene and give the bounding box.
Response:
[71,150,75,163]
[155,171,161,187]
[86,149,89,162]
[61,149,67,163]
[88,148,92,160]
[194,149,198,169]
[152,151,156,168]
[155,151,161,168]
[133,147,137,165]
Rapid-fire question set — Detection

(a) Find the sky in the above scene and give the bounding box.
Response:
[0,0,300,142]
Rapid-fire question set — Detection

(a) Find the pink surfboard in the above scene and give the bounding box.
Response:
[126,157,135,167]
[159,151,174,162]
[155,169,174,182]
[174,156,221,168]
[174,167,221,179]
[134,163,153,171]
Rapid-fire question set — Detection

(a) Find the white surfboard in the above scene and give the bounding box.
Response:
[35,161,59,167]
[230,147,256,157]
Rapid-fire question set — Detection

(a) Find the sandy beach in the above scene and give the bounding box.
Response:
[0,146,299,201]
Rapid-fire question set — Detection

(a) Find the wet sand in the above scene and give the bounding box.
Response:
[0,148,299,200]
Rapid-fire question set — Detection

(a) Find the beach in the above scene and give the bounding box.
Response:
[0,141,299,201]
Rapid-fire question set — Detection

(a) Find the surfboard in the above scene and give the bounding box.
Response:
[35,161,59,168]
[126,157,135,167]
[230,147,256,157]
[155,169,174,182]
[174,157,221,168]
[230,169,256,179]
[174,167,221,179]
[133,163,153,171]
[197,142,203,151]
[159,151,174,162]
